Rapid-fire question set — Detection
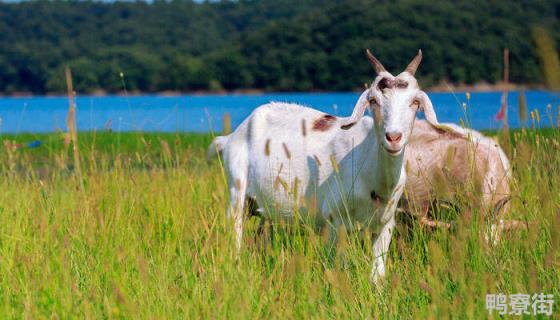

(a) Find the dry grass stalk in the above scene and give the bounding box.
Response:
[532,26,560,90]
[65,67,84,190]
[223,112,232,135]
[502,48,510,131]
[518,89,528,125]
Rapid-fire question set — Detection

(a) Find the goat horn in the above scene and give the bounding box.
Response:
[405,49,422,75]
[366,49,386,74]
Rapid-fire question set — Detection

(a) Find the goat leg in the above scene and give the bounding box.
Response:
[419,216,452,229]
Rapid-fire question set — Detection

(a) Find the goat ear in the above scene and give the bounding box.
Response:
[418,91,468,138]
[341,90,370,130]
[418,91,469,138]
[418,91,439,126]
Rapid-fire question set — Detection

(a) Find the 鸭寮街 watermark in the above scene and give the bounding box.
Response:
[486,293,555,316]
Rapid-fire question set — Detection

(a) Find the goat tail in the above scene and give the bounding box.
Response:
[207,135,230,160]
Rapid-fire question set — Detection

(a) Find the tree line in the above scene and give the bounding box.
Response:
[0,0,558,94]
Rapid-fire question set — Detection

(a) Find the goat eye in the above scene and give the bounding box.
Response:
[377,78,388,90]
[369,97,377,105]
[411,99,421,108]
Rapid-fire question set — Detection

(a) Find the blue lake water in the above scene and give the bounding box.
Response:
[0,91,558,134]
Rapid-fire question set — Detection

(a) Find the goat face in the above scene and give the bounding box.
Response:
[341,50,440,157]
[369,69,420,155]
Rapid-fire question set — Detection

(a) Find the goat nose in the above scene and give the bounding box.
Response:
[385,132,402,143]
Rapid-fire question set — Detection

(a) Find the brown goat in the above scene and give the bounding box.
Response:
[403,120,511,229]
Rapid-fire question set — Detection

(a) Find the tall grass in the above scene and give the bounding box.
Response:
[0,129,558,318]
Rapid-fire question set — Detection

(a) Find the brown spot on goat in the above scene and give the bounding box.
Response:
[377,78,409,91]
[312,114,336,131]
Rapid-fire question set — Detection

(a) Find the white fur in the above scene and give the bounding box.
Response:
[215,102,405,284]
[210,55,442,284]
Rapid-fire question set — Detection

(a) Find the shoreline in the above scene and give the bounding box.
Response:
[0,82,551,98]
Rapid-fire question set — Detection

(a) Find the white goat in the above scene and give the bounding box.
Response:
[210,50,446,283]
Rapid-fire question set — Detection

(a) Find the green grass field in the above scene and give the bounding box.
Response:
[0,128,558,318]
